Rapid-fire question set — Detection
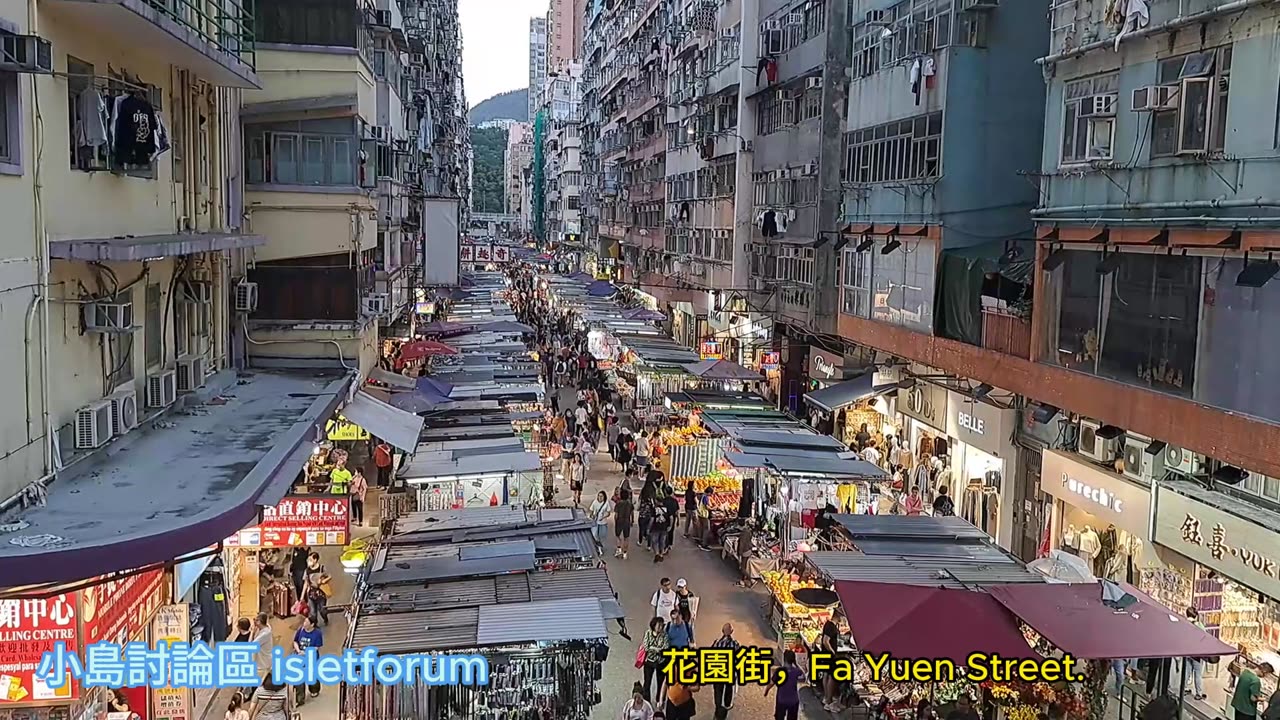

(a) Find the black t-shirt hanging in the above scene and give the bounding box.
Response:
[114,95,157,166]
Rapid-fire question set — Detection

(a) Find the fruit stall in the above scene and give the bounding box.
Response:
[762,565,847,653]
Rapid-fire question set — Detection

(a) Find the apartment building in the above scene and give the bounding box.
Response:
[529,17,548,120]
[505,121,533,217]
[239,0,466,370]
[548,0,588,74]
[543,63,584,249]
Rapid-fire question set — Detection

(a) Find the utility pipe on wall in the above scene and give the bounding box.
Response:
[1032,198,1280,216]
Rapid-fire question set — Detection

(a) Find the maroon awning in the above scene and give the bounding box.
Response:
[986,582,1238,659]
[834,581,1038,664]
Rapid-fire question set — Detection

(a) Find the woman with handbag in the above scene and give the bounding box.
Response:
[305,552,332,625]
[641,617,669,702]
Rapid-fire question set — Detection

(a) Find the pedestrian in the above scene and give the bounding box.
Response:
[711,624,740,719]
[860,439,883,468]
[615,489,635,559]
[649,497,671,562]
[291,614,323,704]
[349,469,368,525]
[763,649,806,720]
[638,495,655,550]
[664,681,698,720]
[854,423,871,450]
[288,546,309,602]
[820,618,841,711]
[305,552,331,625]
[736,519,756,588]
[635,430,652,470]
[945,694,980,720]
[932,485,955,516]
[226,692,249,720]
[1184,606,1206,700]
[902,486,924,516]
[590,490,614,552]
[651,577,677,619]
[622,685,656,720]
[682,484,697,537]
[251,612,273,692]
[1264,686,1280,720]
[232,617,252,642]
[1232,662,1273,720]
[641,616,670,700]
[674,579,697,641]
[666,609,692,649]
[617,426,634,469]
[247,677,291,720]
[373,441,393,487]
[662,488,680,555]
[694,489,712,549]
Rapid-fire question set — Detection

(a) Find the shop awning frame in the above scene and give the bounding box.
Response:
[723,451,887,479]
[340,390,425,452]
[803,372,899,413]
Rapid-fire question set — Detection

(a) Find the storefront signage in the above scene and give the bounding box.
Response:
[0,593,79,702]
[1040,450,1150,535]
[225,496,351,548]
[325,415,370,442]
[958,411,985,436]
[760,351,780,371]
[475,245,493,262]
[1152,485,1280,601]
[493,246,510,263]
[899,380,947,429]
[947,391,1011,455]
[459,245,474,262]
[700,340,723,360]
[83,569,167,646]
[151,605,191,720]
[809,349,843,382]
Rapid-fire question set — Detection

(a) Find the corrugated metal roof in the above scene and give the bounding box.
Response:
[350,607,480,653]
[731,429,847,451]
[476,597,607,645]
[832,514,993,542]
[528,567,616,604]
[363,577,498,610]
[724,451,886,478]
[494,573,531,604]
[460,540,537,560]
[804,553,1044,589]
[368,554,534,585]
[394,505,530,534]
[852,539,1016,563]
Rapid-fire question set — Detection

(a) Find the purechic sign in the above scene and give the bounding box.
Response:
[1039,450,1151,536]
[809,349,844,382]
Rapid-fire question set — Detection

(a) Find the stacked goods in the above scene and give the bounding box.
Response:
[705,491,741,515]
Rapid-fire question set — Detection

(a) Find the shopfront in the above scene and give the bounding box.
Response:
[1150,481,1280,710]
[890,376,950,501]
[802,351,894,447]
[1039,449,1155,582]
[945,390,1017,547]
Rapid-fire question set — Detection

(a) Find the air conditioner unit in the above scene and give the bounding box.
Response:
[233,281,258,312]
[763,19,780,30]
[0,32,53,74]
[183,280,213,304]
[1079,93,1117,117]
[1163,445,1200,476]
[75,399,115,450]
[146,369,177,409]
[787,11,804,25]
[104,387,139,436]
[775,89,790,101]
[83,301,135,333]
[765,28,784,54]
[1131,85,1179,112]
[363,293,390,316]
[176,354,206,393]
[1121,435,1162,482]
[1078,418,1118,464]
[806,77,822,90]
[368,125,388,141]
[720,27,736,38]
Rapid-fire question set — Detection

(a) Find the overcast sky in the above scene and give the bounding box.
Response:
[461,0,549,106]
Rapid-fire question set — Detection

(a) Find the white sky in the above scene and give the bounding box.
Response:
[461,0,550,107]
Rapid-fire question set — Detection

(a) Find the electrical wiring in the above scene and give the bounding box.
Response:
[240,316,355,372]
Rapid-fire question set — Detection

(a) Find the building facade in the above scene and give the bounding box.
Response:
[529,17,549,121]
[543,63,584,248]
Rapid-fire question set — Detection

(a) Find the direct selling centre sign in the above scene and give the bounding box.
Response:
[226,495,351,548]
[0,593,79,703]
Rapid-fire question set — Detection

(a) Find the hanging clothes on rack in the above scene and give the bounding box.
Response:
[911,463,931,497]
[760,210,778,237]
[909,58,923,106]
[76,87,109,148]
[112,92,158,166]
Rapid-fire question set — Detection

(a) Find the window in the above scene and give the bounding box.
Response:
[871,239,935,332]
[0,69,16,172]
[1061,73,1118,164]
[256,0,357,47]
[567,195,580,210]
[756,91,800,136]
[777,244,814,285]
[853,0,955,78]
[1151,47,1231,156]
[841,248,871,317]
[107,290,135,385]
[842,111,942,183]
[144,284,162,368]
[244,119,360,186]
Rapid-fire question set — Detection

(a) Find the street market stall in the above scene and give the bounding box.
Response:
[402,448,543,510]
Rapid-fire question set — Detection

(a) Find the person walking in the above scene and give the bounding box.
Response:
[291,614,324,705]
[1184,606,1206,700]
[373,441,393,488]
[902,486,924,516]
[641,617,670,701]
[615,489,635,559]
[651,577,678,620]
[250,613,273,693]
[589,491,614,554]
[711,624,740,719]
[932,485,955,516]
[607,417,622,463]
[634,430,652,470]
[617,426,634,470]
[662,489,680,557]
[682,484,697,538]
[764,649,806,720]
[649,496,671,562]
[666,609,692,650]
[674,579,697,642]
[622,686,656,720]
[246,677,291,720]
[1233,662,1273,720]
[349,469,368,525]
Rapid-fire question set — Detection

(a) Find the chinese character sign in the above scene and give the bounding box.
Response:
[0,593,79,702]
[1155,485,1280,601]
[226,495,351,548]
[151,605,191,720]
[83,570,167,647]
[460,245,474,262]
[493,246,510,263]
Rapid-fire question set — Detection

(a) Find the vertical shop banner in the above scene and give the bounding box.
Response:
[475,245,493,262]
[493,246,510,263]
[151,605,191,720]
[460,245,474,262]
[0,593,78,702]
[82,569,168,646]
[225,496,351,548]
[699,341,723,360]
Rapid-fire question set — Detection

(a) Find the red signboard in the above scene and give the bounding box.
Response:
[0,593,79,703]
[83,569,168,646]
[226,496,351,548]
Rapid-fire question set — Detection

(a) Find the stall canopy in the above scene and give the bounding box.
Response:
[622,307,665,321]
[368,367,416,390]
[835,581,1038,663]
[417,376,456,397]
[340,390,425,451]
[587,280,617,297]
[986,581,1238,660]
[803,372,899,413]
[403,451,543,482]
[724,451,886,479]
[683,359,762,381]
[475,320,534,334]
[401,339,460,360]
[388,391,454,414]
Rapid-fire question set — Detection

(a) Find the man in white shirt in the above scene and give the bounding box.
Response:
[651,577,677,619]
[634,431,651,468]
[575,402,589,429]
[860,440,883,468]
[251,612,274,693]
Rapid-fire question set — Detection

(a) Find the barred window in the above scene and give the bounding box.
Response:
[842,112,942,183]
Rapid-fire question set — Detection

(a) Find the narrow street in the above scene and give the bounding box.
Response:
[554,385,824,719]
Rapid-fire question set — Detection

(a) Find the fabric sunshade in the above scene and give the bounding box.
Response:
[835,580,1039,663]
[985,581,1238,659]
[340,390,426,452]
[803,372,897,413]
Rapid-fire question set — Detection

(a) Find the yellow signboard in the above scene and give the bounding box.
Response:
[326,416,370,441]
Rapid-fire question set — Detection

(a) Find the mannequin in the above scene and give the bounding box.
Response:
[1063,523,1078,549]
[1077,525,1102,561]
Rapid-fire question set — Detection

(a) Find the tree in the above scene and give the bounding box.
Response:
[471,127,508,214]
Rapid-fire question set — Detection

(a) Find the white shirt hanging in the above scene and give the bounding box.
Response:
[77,88,109,148]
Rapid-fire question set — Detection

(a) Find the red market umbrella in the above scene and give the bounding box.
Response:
[834,580,1039,664]
[400,339,460,361]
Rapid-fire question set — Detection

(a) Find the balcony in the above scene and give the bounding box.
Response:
[45,0,258,87]
[980,303,1031,359]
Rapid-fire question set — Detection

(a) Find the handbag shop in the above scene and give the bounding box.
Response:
[1149,480,1280,714]
[0,570,190,720]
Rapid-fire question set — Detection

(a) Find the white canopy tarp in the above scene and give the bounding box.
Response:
[340,390,424,451]
[403,451,543,482]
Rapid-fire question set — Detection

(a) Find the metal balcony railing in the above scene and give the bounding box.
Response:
[147,0,256,68]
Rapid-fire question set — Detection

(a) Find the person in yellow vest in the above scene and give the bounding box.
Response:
[329,459,352,496]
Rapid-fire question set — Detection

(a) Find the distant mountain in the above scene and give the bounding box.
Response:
[469,88,528,125]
